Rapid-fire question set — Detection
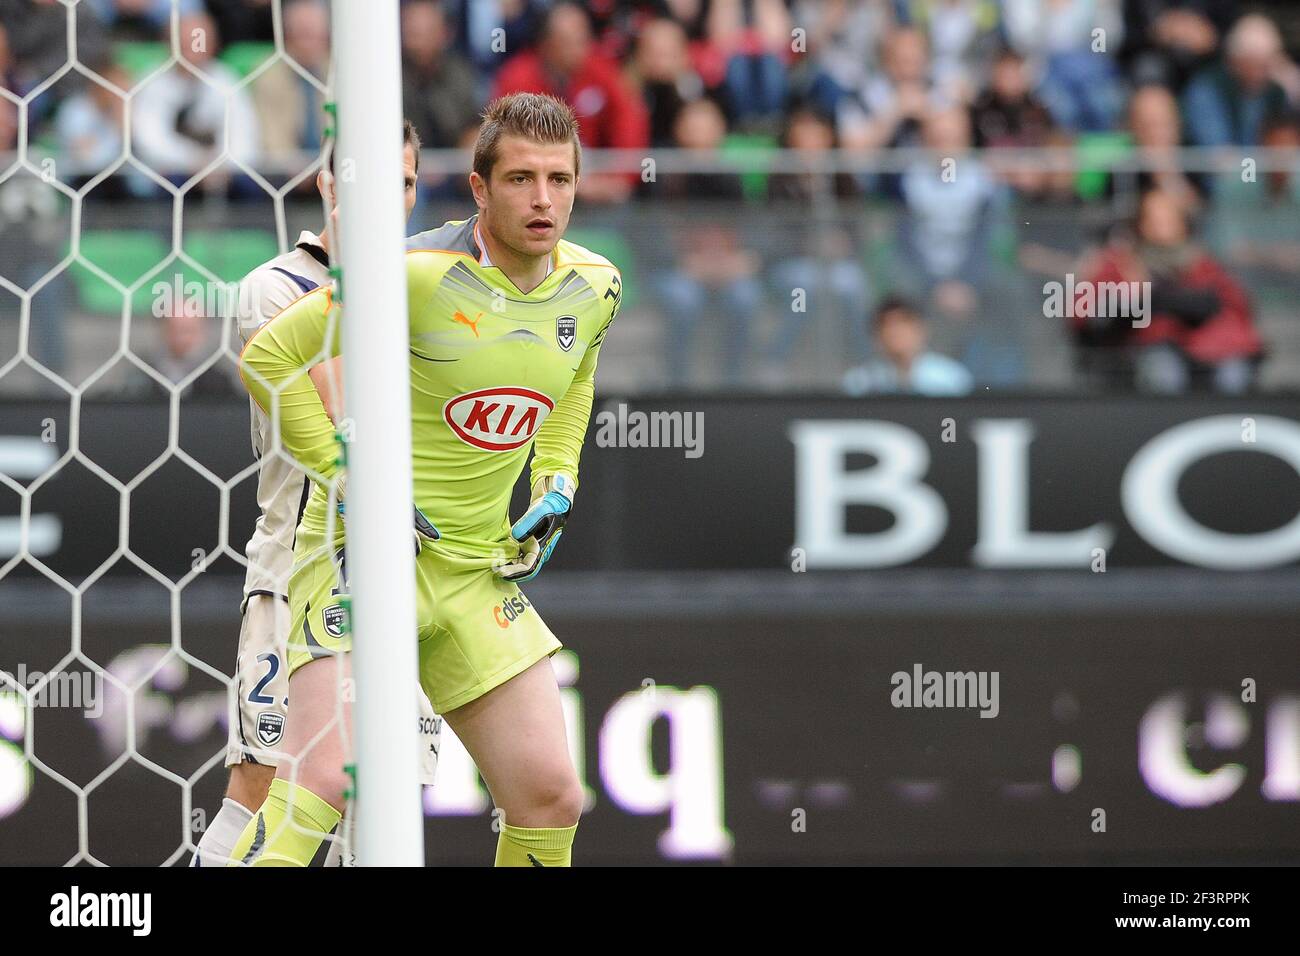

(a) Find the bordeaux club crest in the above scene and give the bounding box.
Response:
[257,712,285,746]
[323,603,348,638]
[556,314,576,352]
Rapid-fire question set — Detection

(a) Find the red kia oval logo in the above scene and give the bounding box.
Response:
[443,386,554,451]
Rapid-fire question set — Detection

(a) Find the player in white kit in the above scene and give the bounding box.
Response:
[192,121,439,866]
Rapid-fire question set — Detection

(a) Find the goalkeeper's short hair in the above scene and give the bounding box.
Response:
[472,92,582,181]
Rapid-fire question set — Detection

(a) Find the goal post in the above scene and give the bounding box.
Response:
[330,0,424,867]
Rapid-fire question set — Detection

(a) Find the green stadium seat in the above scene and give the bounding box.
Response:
[114,41,275,83]
[113,42,171,80]
[220,42,277,79]
[183,230,279,283]
[862,213,898,292]
[1075,132,1132,201]
[990,219,1019,270]
[720,132,778,202]
[563,227,637,309]
[68,229,169,313]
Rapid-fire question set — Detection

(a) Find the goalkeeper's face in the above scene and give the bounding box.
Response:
[473,135,576,260]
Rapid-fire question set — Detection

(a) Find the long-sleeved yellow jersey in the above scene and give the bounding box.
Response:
[239,215,621,566]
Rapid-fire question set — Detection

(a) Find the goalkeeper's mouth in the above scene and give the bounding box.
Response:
[525,217,555,236]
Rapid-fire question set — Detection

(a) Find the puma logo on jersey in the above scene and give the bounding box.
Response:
[452,310,483,337]
[443,386,554,451]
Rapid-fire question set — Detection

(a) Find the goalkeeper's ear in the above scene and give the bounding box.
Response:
[316,169,336,208]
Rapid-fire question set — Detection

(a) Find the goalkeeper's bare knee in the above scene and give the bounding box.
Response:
[280,754,351,814]
[501,773,584,829]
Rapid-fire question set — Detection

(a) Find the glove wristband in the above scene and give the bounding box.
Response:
[534,472,575,507]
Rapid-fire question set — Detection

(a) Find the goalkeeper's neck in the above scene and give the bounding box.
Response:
[475,219,555,295]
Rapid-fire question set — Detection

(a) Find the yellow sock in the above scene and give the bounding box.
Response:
[228,778,342,867]
[494,821,578,867]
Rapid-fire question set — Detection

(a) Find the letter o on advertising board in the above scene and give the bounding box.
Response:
[1122,415,1300,569]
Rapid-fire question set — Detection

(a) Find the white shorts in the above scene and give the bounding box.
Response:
[226,594,441,785]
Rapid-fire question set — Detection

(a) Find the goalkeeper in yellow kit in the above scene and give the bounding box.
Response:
[233,93,618,866]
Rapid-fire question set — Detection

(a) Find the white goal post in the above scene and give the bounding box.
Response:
[330,0,424,867]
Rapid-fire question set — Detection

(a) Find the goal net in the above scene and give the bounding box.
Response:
[0,0,424,865]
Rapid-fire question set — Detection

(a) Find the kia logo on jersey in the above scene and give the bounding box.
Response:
[443,386,555,451]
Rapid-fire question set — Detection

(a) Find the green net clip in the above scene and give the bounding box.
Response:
[343,762,356,802]
[334,427,349,470]
[322,101,337,139]
[337,594,352,636]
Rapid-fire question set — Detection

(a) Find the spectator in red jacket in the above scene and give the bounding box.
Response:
[1074,187,1262,393]
[494,1,650,201]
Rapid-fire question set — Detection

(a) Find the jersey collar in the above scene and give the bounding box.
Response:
[296,230,330,269]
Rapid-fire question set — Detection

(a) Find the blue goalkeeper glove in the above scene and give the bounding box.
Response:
[410,504,441,550]
[334,473,440,555]
[496,473,574,582]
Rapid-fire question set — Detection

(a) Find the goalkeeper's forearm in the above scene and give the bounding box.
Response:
[529,359,595,490]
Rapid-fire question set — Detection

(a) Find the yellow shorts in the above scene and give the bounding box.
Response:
[286,528,561,714]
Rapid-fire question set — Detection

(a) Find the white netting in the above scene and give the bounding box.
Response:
[0,0,338,865]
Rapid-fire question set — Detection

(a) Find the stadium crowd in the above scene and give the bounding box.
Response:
[0,0,1298,395]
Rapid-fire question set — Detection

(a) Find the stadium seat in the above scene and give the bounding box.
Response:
[720,132,778,202]
[219,42,276,79]
[182,230,279,282]
[990,219,1020,269]
[114,41,274,82]
[563,227,637,309]
[1075,132,1132,201]
[68,229,169,313]
[113,42,171,80]
[862,211,899,291]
